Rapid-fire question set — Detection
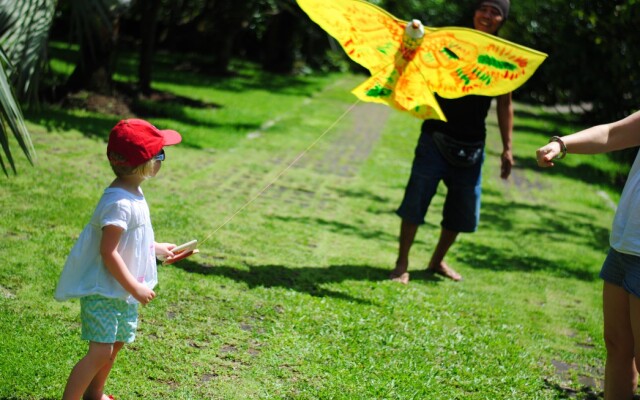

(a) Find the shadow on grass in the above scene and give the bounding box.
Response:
[0,398,58,400]
[516,155,630,193]
[25,105,117,141]
[150,60,335,97]
[463,199,607,281]
[174,261,391,305]
[481,190,611,254]
[270,214,435,246]
[24,104,259,150]
[543,379,603,400]
[457,241,599,281]
[513,107,581,131]
[130,97,261,133]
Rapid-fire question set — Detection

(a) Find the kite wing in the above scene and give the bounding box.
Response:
[297,0,445,119]
[417,26,548,98]
[297,0,548,120]
[296,0,405,72]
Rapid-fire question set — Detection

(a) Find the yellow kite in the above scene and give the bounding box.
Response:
[297,0,548,121]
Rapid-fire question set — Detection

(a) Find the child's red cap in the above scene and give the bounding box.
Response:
[107,119,182,166]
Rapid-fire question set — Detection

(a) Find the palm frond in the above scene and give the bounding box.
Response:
[0,0,56,103]
[68,0,130,62]
[0,46,36,175]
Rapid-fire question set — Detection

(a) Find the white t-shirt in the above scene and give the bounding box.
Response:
[55,187,157,304]
[611,150,640,255]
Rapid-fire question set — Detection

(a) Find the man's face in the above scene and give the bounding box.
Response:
[473,4,504,34]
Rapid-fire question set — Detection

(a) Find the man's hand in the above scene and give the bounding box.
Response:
[500,149,514,179]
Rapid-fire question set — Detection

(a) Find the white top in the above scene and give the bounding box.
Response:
[611,150,640,255]
[55,187,157,304]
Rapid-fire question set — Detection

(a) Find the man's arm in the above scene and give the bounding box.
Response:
[496,92,514,179]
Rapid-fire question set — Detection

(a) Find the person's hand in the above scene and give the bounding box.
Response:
[500,149,514,179]
[133,284,156,305]
[155,242,176,261]
[536,142,561,167]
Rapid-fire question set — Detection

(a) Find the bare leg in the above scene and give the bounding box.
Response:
[426,227,462,281]
[629,293,640,398]
[603,282,637,399]
[83,341,125,400]
[62,342,115,400]
[390,219,419,284]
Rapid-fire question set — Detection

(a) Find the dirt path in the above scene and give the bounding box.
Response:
[296,102,390,177]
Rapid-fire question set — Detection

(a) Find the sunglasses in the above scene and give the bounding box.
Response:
[154,149,165,161]
[153,149,165,161]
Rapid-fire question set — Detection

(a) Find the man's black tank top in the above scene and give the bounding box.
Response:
[420,94,493,142]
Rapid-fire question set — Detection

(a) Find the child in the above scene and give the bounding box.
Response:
[55,118,181,400]
[536,110,640,399]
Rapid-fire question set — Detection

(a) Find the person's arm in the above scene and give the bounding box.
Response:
[496,92,514,179]
[536,110,640,167]
[101,225,156,304]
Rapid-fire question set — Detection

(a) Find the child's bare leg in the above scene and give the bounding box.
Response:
[83,341,125,400]
[629,292,640,397]
[603,282,637,399]
[62,342,115,400]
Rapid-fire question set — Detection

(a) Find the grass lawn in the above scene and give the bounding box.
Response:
[0,50,627,398]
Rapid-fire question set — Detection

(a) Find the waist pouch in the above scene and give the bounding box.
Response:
[431,131,484,168]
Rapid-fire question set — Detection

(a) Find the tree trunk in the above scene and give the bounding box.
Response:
[207,1,244,75]
[65,13,119,95]
[139,0,161,95]
[261,9,297,74]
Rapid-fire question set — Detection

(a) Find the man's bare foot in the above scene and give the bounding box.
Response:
[390,271,409,284]
[426,262,462,281]
[390,261,410,284]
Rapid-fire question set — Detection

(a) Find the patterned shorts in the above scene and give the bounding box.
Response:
[80,295,139,343]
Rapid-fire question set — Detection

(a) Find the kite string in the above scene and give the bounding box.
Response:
[198,99,361,246]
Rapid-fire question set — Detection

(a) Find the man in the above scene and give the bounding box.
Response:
[390,0,513,284]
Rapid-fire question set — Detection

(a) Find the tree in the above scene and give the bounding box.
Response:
[137,0,161,95]
[0,0,127,173]
[63,0,131,95]
[503,0,640,123]
[261,2,298,74]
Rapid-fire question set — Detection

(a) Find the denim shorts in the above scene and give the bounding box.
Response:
[80,295,139,343]
[396,133,483,232]
[600,247,640,298]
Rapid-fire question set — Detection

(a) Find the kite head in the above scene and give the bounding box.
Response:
[405,19,425,40]
[401,19,424,59]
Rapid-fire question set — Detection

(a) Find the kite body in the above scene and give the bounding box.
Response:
[297,0,548,121]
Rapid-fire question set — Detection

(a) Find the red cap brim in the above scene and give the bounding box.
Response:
[160,129,182,146]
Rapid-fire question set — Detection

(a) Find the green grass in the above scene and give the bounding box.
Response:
[0,52,629,398]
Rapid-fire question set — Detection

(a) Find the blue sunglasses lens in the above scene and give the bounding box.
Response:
[154,149,165,161]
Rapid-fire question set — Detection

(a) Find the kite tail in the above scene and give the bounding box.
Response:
[350,74,396,107]
[351,72,446,121]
